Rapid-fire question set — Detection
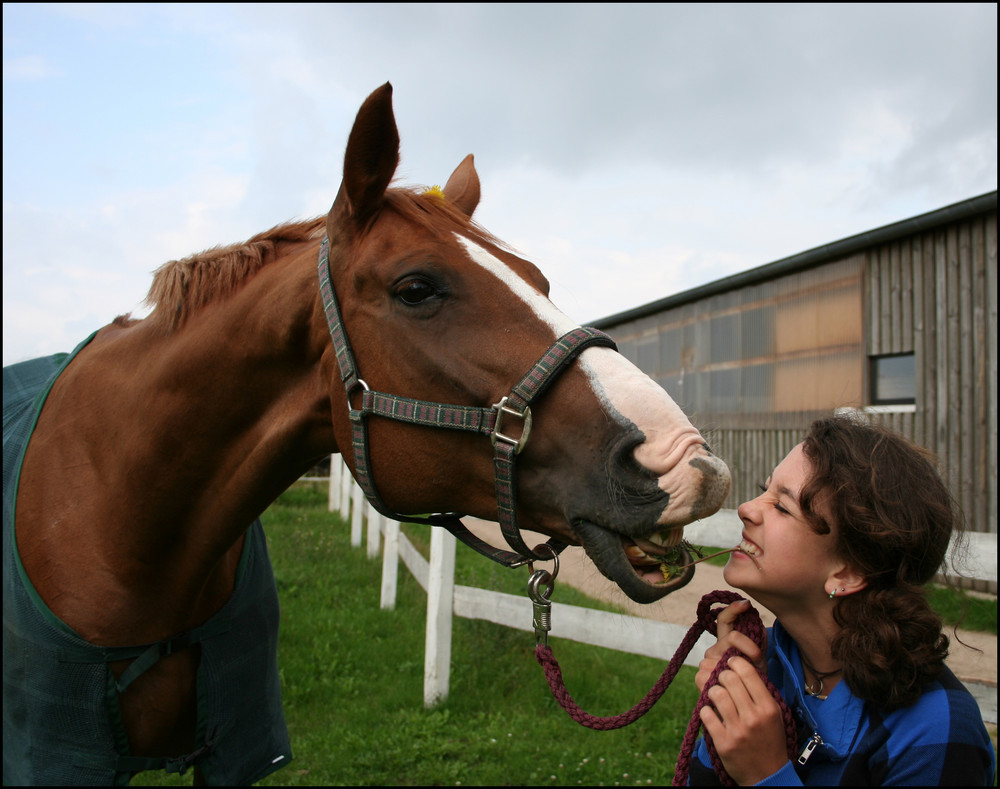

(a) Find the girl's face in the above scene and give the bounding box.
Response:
[723,443,842,612]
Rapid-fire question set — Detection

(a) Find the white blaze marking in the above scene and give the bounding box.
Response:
[455,236,576,336]
[455,236,686,425]
[456,235,724,519]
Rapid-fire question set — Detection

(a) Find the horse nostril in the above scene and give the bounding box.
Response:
[602,428,668,515]
[610,427,656,480]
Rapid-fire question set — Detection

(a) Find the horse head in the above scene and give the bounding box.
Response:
[321,83,730,603]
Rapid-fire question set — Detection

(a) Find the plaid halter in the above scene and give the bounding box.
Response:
[318,236,617,566]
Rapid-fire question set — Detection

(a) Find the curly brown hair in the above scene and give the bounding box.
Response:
[798,415,955,710]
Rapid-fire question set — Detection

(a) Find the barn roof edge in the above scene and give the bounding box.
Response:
[590,190,997,329]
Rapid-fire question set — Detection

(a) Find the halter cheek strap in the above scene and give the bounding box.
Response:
[318,236,618,566]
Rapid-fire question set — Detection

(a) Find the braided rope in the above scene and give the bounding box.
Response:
[534,590,797,785]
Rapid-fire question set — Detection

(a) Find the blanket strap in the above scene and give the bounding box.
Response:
[56,616,230,691]
[76,736,217,777]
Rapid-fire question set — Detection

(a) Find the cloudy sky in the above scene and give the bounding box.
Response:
[3,3,996,365]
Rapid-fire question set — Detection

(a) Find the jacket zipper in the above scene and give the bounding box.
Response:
[797,733,823,765]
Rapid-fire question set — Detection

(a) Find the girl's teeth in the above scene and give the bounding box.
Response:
[739,539,760,557]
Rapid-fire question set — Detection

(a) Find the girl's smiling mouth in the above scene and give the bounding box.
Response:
[733,536,764,570]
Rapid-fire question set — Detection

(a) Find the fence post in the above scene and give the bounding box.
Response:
[424,528,456,707]
[380,519,400,610]
[350,483,365,547]
[339,460,353,522]
[328,454,342,512]
[366,501,381,558]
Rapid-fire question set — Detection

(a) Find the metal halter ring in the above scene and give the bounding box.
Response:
[346,378,370,413]
[526,542,560,583]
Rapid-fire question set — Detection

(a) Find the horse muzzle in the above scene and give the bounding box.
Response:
[564,440,730,604]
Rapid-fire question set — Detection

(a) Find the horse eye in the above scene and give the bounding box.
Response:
[395,279,440,306]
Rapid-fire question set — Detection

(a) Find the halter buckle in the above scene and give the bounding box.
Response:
[490,396,532,454]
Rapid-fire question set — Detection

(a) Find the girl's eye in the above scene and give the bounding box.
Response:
[757,481,790,515]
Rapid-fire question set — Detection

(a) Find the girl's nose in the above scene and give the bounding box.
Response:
[737,495,762,526]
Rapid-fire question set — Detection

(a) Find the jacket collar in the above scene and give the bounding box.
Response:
[769,621,865,760]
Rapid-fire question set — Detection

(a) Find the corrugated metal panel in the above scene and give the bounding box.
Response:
[610,255,863,420]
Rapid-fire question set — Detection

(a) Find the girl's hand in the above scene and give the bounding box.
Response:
[695,600,767,692]
[699,657,789,785]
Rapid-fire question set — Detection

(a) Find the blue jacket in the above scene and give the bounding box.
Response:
[690,621,996,785]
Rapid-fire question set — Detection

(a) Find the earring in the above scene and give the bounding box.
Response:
[828,587,845,598]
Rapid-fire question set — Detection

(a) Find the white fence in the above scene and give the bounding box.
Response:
[324,457,997,723]
[326,457,716,708]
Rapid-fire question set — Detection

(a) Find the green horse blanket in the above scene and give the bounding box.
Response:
[3,337,292,785]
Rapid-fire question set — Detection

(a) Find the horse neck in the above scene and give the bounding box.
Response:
[21,250,340,641]
[124,256,338,537]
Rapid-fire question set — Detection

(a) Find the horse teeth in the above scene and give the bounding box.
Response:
[623,543,649,560]
[624,541,667,567]
[647,528,683,548]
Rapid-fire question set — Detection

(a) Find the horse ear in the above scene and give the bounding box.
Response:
[328,82,400,239]
[443,154,481,218]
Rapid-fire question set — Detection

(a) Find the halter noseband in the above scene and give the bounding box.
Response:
[318,235,618,566]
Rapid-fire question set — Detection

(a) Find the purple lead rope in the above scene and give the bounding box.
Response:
[533,589,798,786]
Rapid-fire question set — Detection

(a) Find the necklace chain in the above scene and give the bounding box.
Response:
[801,653,842,699]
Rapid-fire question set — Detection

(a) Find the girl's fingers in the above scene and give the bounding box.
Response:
[714,599,750,641]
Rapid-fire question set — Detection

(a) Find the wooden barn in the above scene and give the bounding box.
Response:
[591,191,997,590]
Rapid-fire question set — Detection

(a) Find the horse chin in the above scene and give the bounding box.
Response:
[571,521,696,604]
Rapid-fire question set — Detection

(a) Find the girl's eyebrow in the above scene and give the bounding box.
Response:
[766,476,801,507]
[775,485,803,512]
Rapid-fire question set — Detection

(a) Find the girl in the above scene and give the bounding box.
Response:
[689,415,995,785]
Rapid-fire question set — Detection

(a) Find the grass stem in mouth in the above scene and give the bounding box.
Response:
[675,547,739,570]
[659,546,739,582]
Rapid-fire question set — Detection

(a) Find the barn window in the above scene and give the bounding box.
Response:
[869,353,915,405]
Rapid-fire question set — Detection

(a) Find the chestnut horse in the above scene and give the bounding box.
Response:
[3,84,730,785]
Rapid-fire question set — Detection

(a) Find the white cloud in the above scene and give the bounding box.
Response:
[2,54,61,81]
[2,3,996,365]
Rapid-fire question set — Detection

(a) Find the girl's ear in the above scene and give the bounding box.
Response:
[827,564,868,598]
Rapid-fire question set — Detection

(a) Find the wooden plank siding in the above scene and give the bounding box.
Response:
[593,194,996,590]
[862,212,997,591]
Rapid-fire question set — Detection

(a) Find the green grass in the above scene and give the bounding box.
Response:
[137,481,704,786]
[264,484,704,785]
[136,480,995,785]
[927,584,998,634]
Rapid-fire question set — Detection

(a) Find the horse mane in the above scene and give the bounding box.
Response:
[142,187,509,331]
[145,217,327,329]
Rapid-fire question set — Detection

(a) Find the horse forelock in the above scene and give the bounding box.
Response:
[145,217,327,329]
[379,188,507,253]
